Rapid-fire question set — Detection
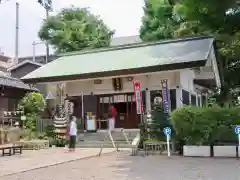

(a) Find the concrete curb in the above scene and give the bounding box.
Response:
[0,150,116,177]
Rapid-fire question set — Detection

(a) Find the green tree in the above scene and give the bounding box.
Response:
[140,0,240,104]
[38,7,115,53]
[140,0,179,41]
[19,92,46,115]
[19,92,46,132]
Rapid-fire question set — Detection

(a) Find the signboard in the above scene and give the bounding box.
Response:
[161,79,170,114]
[163,127,172,157]
[235,125,240,146]
[21,116,26,121]
[46,91,55,100]
[68,102,74,115]
[133,80,143,114]
[235,125,240,135]
[163,127,172,137]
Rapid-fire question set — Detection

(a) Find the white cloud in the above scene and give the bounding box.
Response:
[0,0,144,57]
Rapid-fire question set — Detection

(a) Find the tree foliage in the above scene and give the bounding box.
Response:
[19,92,46,132]
[140,0,179,41]
[38,7,114,53]
[171,105,240,145]
[140,0,240,102]
[19,92,46,115]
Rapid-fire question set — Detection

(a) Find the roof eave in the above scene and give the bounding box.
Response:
[7,60,43,71]
[22,60,206,84]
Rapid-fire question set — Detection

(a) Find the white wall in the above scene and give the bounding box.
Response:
[65,71,180,96]
[209,46,221,87]
[180,69,196,92]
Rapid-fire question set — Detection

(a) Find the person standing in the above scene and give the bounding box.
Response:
[68,116,77,152]
[108,104,117,132]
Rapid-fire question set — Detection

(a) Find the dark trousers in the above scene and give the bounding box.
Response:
[69,135,76,149]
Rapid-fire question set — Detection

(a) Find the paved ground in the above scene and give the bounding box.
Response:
[1,149,240,180]
[0,147,115,177]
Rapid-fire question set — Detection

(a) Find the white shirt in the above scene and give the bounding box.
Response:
[69,121,77,136]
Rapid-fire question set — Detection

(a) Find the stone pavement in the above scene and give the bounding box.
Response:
[0,147,116,177]
[1,150,240,180]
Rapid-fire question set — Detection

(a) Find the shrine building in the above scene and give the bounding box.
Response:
[21,36,221,129]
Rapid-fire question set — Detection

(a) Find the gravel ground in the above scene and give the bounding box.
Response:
[1,152,240,180]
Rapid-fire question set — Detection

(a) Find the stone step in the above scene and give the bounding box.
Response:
[76,141,131,148]
[77,129,139,142]
[78,133,137,141]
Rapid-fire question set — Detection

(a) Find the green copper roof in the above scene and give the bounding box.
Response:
[21,36,214,83]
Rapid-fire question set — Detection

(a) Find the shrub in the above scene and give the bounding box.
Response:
[139,104,169,147]
[19,92,46,134]
[204,106,240,144]
[19,92,46,115]
[170,105,240,145]
[45,124,56,138]
[52,138,68,147]
[171,106,211,145]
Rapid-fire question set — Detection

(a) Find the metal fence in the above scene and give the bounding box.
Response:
[36,118,53,133]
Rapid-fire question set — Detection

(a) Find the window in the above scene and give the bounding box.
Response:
[182,90,189,105]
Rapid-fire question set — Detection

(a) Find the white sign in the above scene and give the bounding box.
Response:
[46,91,55,100]
[21,116,26,121]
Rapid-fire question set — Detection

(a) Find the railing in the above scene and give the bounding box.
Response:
[99,128,130,156]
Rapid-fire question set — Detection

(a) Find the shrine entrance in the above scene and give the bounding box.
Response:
[98,93,139,129]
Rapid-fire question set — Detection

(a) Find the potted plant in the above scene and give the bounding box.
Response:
[182,136,211,157]
[171,106,211,157]
[210,107,240,157]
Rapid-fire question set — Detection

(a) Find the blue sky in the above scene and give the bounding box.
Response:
[0,0,144,57]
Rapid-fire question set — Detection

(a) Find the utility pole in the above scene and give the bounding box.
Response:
[32,41,36,62]
[38,0,52,64]
[45,8,49,64]
[15,2,19,64]
[32,41,44,62]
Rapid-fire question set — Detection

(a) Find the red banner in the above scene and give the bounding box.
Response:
[133,80,143,114]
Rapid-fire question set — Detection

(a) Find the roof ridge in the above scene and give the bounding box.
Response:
[59,35,214,57]
[7,60,43,71]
